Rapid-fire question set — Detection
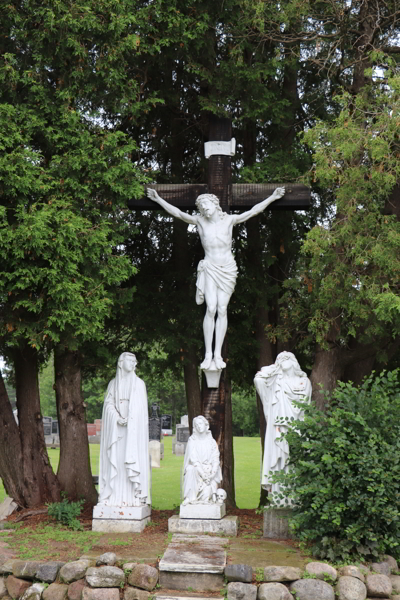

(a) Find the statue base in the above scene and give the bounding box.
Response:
[92,503,151,533]
[179,503,226,519]
[168,515,238,536]
[263,507,293,539]
[202,361,222,388]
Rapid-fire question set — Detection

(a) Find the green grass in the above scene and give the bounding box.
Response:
[0,436,262,509]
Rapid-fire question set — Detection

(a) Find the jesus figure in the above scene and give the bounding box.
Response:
[147,186,285,370]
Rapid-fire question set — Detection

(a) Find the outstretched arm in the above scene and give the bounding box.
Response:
[232,187,285,225]
[147,188,197,225]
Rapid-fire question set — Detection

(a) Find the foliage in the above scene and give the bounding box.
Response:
[231,387,259,437]
[271,370,400,562]
[47,494,85,530]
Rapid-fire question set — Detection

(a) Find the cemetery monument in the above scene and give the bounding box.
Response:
[92,352,151,532]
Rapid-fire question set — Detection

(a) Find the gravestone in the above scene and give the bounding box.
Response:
[42,417,52,437]
[161,414,172,436]
[175,422,190,456]
[149,403,162,442]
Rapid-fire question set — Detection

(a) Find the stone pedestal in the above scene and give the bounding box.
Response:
[263,507,293,539]
[202,362,222,389]
[179,503,226,520]
[149,440,161,468]
[92,504,151,533]
[168,515,238,536]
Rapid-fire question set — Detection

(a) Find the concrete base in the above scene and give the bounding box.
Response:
[179,503,226,519]
[168,515,238,536]
[92,503,151,532]
[92,517,150,532]
[263,507,293,539]
[202,363,222,389]
[159,571,224,592]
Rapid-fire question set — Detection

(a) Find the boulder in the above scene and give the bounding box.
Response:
[20,583,46,600]
[390,575,400,593]
[338,565,365,582]
[0,561,18,576]
[12,561,42,580]
[227,582,257,600]
[383,555,398,573]
[264,566,302,582]
[86,566,125,588]
[225,565,253,583]
[42,582,69,600]
[82,589,119,600]
[257,582,292,600]
[0,578,7,598]
[96,553,117,567]
[366,574,392,598]
[60,560,93,584]
[305,562,337,581]
[289,578,335,600]
[36,561,65,583]
[127,565,158,591]
[67,578,86,600]
[5,575,31,599]
[371,562,391,576]
[336,575,366,600]
[124,589,151,600]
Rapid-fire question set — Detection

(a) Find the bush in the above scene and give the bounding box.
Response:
[47,494,85,530]
[271,370,400,562]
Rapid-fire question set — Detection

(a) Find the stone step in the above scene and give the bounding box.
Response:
[156,596,224,600]
[159,534,227,592]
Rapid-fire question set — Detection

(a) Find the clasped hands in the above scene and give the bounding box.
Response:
[117,417,128,426]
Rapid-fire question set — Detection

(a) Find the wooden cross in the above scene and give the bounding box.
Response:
[128,116,310,502]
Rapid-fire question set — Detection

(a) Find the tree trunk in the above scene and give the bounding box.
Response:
[0,370,25,505]
[54,346,98,504]
[184,346,202,434]
[14,344,61,506]
[310,344,344,409]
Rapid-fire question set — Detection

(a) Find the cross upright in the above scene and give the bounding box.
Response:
[128,116,310,500]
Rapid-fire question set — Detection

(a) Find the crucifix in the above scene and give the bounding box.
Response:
[128,116,310,498]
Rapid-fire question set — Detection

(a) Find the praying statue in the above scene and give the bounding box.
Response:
[98,352,150,507]
[254,352,312,501]
[182,415,222,505]
[147,187,285,370]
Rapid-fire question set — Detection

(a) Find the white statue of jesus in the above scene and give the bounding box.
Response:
[147,187,285,370]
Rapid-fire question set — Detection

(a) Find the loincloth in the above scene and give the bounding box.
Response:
[195,258,238,305]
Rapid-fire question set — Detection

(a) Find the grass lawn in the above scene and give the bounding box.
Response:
[1,436,262,509]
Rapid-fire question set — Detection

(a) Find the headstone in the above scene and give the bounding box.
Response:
[175,424,189,456]
[161,414,172,435]
[42,417,52,437]
[87,424,96,436]
[92,352,151,533]
[149,440,161,468]
[180,415,189,427]
[149,403,162,441]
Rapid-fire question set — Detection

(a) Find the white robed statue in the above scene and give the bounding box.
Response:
[98,352,150,507]
[254,352,311,501]
[182,415,222,505]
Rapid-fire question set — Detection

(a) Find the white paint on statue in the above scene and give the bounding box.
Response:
[147,187,285,373]
[98,352,151,507]
[254,352,311,502]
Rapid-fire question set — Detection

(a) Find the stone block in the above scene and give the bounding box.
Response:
[149,441,161,468]
[86,566,125,588]
[305,562,337,581]
[92,505,150,520]
[257,583,292,600]
[168,515,238,536]
[159,571,224,592]
[92,517,150,533]
[128,565,159,591]
[36,561,65,583]
[336,576,367,600]
[20,583,46,600]
[96,553,117,566]
[12,561,42,580]
[42,582,69,600]
[371,562,391,576]
[179,503,226,520]
[174,442,186,456]
[5,575,31,599]
[263,566,302,582]
[227,582,257,600]
[60,560,93,584]
[289,579,335,600]
[0,561,18,576]
[0,499,17,521]
[338,566,365,582]
[224,564,253,583]
[366,573,392,597]
[263,508,292,539]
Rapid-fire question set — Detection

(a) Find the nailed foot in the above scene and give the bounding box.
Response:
[214,355,226,370]
[201,353,213,370]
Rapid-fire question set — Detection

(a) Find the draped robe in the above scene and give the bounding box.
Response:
[98,372,150,506]
[183,431,222,504]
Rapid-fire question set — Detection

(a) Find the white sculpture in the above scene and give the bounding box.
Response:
[214,488,227,505]
[254,352,312,501]
[147,187,285,371]
[182,415,222,505]
[98,352,150,507]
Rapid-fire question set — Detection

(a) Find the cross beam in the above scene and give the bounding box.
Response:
[127,183,310,211]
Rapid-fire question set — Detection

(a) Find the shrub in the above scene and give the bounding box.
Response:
[47,494,85,530]
[270,370,400,562]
